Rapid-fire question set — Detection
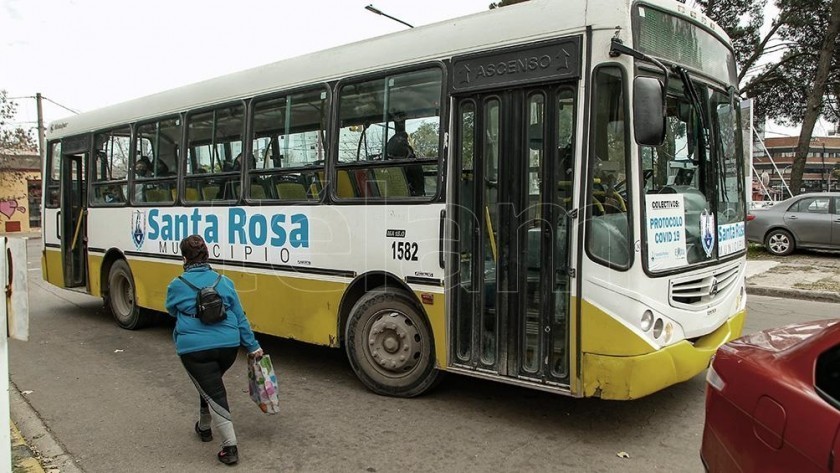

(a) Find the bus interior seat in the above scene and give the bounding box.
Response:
[250,183,267,200]
[184,185,201,202]
[307,173,324,199]
[276,182,308,200]
[373,167,410,197]
[353,169,378,197]
[203,186,221,200]
[335,170,356,198]
[145,188,170,203]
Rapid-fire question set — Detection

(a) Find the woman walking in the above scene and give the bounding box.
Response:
[165,235,263,466]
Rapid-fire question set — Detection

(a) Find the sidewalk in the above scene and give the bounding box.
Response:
[9,382,82,473]
[6,232,77,472]
[746,247,840,303]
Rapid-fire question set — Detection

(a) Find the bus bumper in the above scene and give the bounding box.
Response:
[581,310,746,400]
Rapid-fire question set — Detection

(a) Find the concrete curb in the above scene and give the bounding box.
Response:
[10,382,84,473]
[11,421,45,473]
[746,284,840,304]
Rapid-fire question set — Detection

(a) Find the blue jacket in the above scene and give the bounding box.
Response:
[165,265,261,356]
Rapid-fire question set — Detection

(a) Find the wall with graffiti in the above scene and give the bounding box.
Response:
[0,170,41,233]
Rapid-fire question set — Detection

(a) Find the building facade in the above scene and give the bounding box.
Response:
[753,136,840,200]
[0,150,42,233]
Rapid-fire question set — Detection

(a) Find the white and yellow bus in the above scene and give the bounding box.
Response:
[41,0,747,399]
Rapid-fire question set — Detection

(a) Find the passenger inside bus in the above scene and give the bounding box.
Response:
[156,159,172,176]
[386,112,425,196]
[135,156,152,178]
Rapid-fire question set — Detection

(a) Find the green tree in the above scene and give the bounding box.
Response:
[410,121,441,158]
[0,90,37,152]
[755,0,840,194]
[689,0,840,196]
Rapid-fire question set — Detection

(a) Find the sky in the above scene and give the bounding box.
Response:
[0,0,491,127]
[1,0,834,138]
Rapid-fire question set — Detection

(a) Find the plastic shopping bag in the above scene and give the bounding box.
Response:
[247,354,280,414]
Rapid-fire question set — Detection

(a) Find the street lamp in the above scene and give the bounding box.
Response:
[823,143,830,192]
[365,4,414,28]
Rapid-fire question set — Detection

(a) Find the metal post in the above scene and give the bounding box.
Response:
[821,142,827,192]
[0,237,10,472]
[823,143,828,192]
[36,93,45,163]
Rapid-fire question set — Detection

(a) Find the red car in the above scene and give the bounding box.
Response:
[702,319,840,472]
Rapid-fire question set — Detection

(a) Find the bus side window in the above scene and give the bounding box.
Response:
[184,105,245,202]
[92,128,131,206]
[587,66,631,268]
[336,68,443,200]
[133,117,180,204]
[248,88,327,202]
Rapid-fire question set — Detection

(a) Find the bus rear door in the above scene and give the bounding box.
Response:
[57,135,89,289]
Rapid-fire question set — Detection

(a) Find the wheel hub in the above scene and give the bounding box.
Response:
[368,312,421,373]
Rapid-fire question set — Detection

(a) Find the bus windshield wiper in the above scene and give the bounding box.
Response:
[674,66,711,168]
[673,66,707,132]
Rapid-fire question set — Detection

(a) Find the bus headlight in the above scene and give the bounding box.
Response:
[652,318,664,339]
[664,322,673,343]
[641,310,654,332]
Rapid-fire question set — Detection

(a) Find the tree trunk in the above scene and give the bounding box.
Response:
[790,0,840,195]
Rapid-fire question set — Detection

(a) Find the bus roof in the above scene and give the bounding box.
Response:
[46,0,726,139]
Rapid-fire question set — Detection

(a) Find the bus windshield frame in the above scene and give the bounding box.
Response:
[633,7,746,275]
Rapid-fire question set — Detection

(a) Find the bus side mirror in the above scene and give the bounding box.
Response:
[633,77,666,146]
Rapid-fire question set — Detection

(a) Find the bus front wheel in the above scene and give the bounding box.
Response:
[105,259,150,330]
[345,288,441,397]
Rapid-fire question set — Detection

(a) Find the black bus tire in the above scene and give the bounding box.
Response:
[105,259,151,330]
[345,288,441,397]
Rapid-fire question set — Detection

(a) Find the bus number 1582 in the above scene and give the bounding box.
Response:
[392,241,419,261]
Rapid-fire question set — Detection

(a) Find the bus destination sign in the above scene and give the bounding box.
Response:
[452,36,581,93]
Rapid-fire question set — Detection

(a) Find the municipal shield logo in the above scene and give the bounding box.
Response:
[131,210,146,250]
[700,209,715,257]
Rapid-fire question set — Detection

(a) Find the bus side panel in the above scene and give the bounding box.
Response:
[127,256,346,347]
[235,273,344,347]
[87,253,103,298]
[412,289,446,368]
[43,247,64,288]
[125,258,182,312]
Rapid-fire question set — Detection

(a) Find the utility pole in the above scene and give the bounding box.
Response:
[35,93,45,163]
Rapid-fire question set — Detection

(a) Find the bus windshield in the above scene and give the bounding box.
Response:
[641,73,746,272]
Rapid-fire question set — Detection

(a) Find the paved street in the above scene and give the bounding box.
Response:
[10,238,840,473]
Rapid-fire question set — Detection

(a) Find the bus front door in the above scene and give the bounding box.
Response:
[452,86,576,388]
[59,151,87,288]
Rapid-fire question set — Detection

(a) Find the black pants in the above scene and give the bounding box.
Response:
[180,347,239,446]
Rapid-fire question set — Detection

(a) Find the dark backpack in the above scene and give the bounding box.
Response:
[178,274,226,324]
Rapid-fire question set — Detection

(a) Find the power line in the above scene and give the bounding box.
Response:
[41,96,80,115]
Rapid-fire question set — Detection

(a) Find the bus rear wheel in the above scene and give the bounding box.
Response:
[105,259,150,330]
[345,288,441,397]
